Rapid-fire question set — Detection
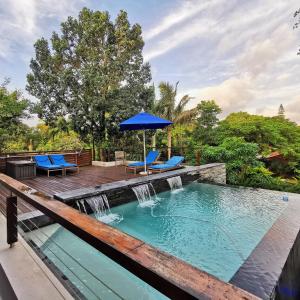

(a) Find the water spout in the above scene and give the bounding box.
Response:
[132,184,156,207]
[167,176,183,191]
[85,194,122,224]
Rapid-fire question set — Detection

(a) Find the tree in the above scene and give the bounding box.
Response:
[201,137,262,185]
[194,100,221,144]
[214,112,300,177]
[48,117,70,141]
[278,104,285,118]
[27,8,153,158]
[154,81,196,158]
[0,81,29,152]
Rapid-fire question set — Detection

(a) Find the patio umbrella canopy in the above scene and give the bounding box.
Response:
[120,112,173,174]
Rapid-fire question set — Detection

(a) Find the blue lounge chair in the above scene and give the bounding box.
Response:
[33,155,64,177]
[126,150,159,174]
[148,156,184,173]
[49,154,79,175]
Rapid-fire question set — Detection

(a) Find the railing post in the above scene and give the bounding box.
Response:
[7,195,18,247]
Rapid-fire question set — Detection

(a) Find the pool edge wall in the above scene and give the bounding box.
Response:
[230,193,300,299]
[54,163,226,205]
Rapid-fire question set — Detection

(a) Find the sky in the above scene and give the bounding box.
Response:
[0,0,299,125]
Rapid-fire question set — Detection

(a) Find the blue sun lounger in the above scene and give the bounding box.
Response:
[148,156,184,173]
[49,154,79,175]
[33,155,64,177]
[125,150,159,174]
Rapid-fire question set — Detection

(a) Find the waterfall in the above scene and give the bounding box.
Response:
[76,199,88,214]
[167,176,183,191]
[76,200,82,212]
[132,183,156,207]
[78,194,122,224]
[86,194,111,216]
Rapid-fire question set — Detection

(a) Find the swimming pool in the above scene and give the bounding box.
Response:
[25,181,287,299]
[110,182,287,282]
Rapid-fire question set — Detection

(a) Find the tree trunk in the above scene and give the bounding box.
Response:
[28,139,33,151]
[167,127,172,159]
[152,133,156,150]
[195,150,201,166]
[92,135,95,161]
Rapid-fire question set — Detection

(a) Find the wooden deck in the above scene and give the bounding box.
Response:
[0,165,140,215]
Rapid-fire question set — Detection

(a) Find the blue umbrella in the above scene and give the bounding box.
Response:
[120,111,173,174]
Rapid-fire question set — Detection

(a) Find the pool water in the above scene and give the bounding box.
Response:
[26,182,287,299]
[110,182,287,282]
[26,223,167,300]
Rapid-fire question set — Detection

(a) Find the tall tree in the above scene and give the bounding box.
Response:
[278,104,285,118]
[27,8,153,157]
[195,100,221,145]
[0,81,29,152]
[154,81,196,158]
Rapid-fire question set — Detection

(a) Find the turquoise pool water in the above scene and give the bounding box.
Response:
[110,182,287,282]
[26,182,287,299]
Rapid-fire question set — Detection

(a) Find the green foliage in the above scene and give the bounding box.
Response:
[26,8,153,153]
[36,130,84,151]
[194,100,221,144]
[202,137,261,184]
[154,82,195,123]
[0,82,29,152]
[29,123,86,151]
[242,166,277,189]
[215,112,300,176]
[216,112,300,149]
[152,81,196,155]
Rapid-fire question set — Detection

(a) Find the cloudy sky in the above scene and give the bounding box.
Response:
[0,0,299,125]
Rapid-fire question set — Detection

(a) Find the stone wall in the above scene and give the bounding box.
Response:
[198,163,226,184]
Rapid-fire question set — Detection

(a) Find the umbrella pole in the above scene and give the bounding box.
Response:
[143,130,147,174]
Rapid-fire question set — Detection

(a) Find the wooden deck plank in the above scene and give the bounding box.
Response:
[0,165,139,216]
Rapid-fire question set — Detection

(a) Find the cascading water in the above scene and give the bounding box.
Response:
[78,194,122,224]
[132,183,157,207]
[167,176,183,192]
[76,199,88,214]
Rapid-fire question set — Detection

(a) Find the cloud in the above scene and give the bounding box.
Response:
[0,0,87,60]
[238,25,296,76]
[180,7,299,122]
[144,17,215,61]
[256,96,300,123]
[188,76,254,115]
[144,0,297,62]
[143,1,213,41]
[285,97,300,123]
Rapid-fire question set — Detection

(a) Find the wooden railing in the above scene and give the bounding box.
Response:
[0,149,92,173]
[0,173,257,300]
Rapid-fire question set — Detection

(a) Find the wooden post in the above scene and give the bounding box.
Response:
[195,150,201,166]
[7,195,18,247]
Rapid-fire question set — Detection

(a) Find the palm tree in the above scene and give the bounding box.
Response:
[153,81,197,158]
[49,117,70,141]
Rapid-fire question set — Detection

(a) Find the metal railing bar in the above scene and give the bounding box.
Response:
[16,215,104,300]
[15,202,125,300]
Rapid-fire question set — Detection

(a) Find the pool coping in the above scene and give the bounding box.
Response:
[230,189,300,299]
[54,163,224,203]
